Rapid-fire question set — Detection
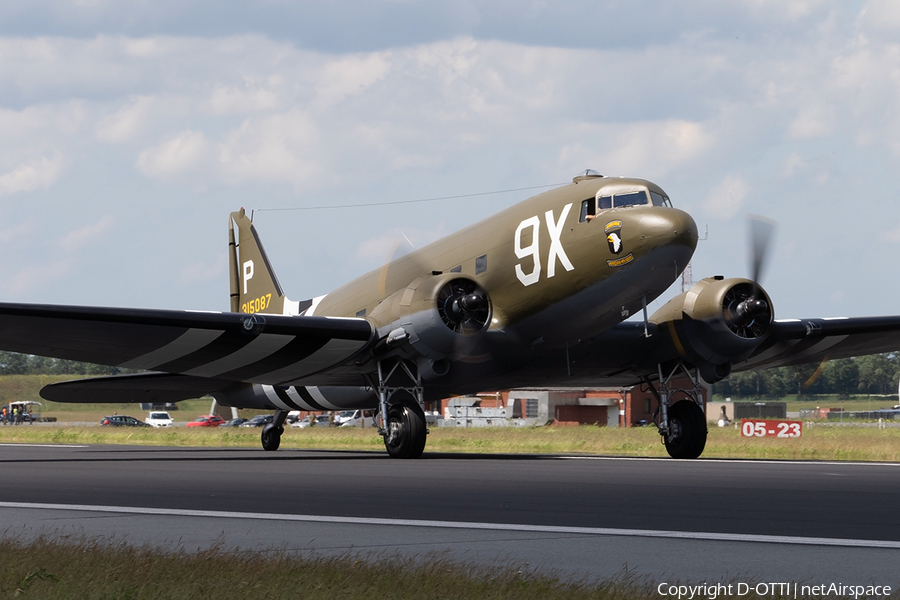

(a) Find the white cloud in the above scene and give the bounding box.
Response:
[313,53,392,108]
[95,95,158,143]
[136,130,210,179]
[59,215,115,251]
[217,110,320,185]
[5,258,74,295]
[179,253,227,283]
[704,175,749,220]
[0,153,63,197]
[858,0,900,34]
[559,120,713,178]
[788,105,834,139]
[208,82,282,115]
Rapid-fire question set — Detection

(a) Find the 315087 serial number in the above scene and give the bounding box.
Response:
[740,419,802,438]
[241,294,272,314]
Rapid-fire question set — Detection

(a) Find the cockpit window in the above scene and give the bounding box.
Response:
[614,191,648,207]
[579,199,594,223]
[650,191,672,207]
[597,195,612,210]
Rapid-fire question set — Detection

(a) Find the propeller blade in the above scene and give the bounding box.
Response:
[747,214,776,289]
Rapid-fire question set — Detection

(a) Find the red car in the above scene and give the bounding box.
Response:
[186,415,226,428]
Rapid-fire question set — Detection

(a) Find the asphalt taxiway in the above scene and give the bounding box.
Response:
[1,443,898,585]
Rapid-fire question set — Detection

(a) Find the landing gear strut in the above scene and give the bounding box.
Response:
[370,358,428,459]
[644,362,708,459]
[261,409,287,451]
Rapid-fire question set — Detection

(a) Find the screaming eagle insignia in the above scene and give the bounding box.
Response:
[605,220,624,255]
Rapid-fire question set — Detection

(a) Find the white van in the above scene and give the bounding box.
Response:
[339,410,376,428]
[145,411,174,428]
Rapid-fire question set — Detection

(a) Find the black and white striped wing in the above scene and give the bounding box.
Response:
[734,316,900,371]
[0,302,374,385]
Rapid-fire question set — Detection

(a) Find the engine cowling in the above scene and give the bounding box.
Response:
[369,274,492,365]
[649,276,774,382]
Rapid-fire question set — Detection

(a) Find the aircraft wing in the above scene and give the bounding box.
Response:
[0,302,374,389]
[569,315,900,385]
[734,316,900,371]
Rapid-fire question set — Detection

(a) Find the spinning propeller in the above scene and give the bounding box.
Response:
[723,215,776,338]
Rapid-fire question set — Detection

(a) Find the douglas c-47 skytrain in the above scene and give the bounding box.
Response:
[2,169,899,459]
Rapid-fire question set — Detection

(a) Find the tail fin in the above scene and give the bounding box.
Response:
[229,209,301,315]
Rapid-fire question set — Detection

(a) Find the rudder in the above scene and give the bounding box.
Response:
[229,209,300,315]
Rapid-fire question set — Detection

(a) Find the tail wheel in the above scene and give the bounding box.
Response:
[384,399,426,459]
[664,401,707,459]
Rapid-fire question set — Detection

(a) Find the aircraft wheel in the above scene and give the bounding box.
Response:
[664,401,707,459]
[383,400,427,459]
[261,424,283,452]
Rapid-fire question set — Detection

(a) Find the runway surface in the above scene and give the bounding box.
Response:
[1,443,898,585]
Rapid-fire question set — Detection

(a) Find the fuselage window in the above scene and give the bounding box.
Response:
[614,191,648,207]
[475,254,488,274]
[649,191,671,207]
[579,198,595,223]
[597,195,612,210]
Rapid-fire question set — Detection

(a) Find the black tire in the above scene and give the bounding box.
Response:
[664,401,707,459]
[383,400,427,459]
[261,425,283,452]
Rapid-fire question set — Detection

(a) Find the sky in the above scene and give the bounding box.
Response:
[2,0,900,321]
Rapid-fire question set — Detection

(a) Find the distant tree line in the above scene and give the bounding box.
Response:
[1,350,898,399]
[712,353,900,399]
[0,352,131,376]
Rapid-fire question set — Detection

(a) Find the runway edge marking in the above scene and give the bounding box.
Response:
[2,501,898,550]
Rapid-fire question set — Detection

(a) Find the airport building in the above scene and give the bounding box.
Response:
[437,382,708,428]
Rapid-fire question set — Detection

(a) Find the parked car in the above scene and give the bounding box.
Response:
[100,415,150,427]
[339,410,376,428]
[145,411,174,428]
[291,415,331,428]
[333,410,355,425]
[241,414,274,428]
[186,415,226,428]
[220,418,248,427]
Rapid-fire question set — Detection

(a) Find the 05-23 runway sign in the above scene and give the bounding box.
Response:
[740,419,802,438]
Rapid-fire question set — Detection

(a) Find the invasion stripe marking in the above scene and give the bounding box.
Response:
[182,334,295,378]
[273,387,303,411]
[153,330,260,373]
[119,329,224,370]
[286,387,315,411]
[307,386,341,410]
[3,501,898,549]
[214,336,336,383]
[261,385,290,411]
[294,386,328,411]
[252,338,366,383]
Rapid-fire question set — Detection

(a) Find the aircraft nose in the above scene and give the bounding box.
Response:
[638,208,698,250]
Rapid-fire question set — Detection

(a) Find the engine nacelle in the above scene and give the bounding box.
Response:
[649,276,774,382]
[369,274,491,366]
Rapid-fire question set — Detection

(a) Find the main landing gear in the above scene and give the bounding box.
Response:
[261,409,287,451]
[644,362,708,459]
[370,358,428,459]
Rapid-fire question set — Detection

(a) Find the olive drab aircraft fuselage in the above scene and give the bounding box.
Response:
[3,170,900,459]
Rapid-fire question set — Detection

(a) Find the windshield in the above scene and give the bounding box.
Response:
[614,191,648,207]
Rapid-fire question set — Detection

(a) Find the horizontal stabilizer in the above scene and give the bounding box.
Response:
[41,372,236,404]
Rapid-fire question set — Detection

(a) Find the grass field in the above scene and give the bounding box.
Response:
[4,421,900,461]
[3,375,900,461]
[4,535,872,600]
